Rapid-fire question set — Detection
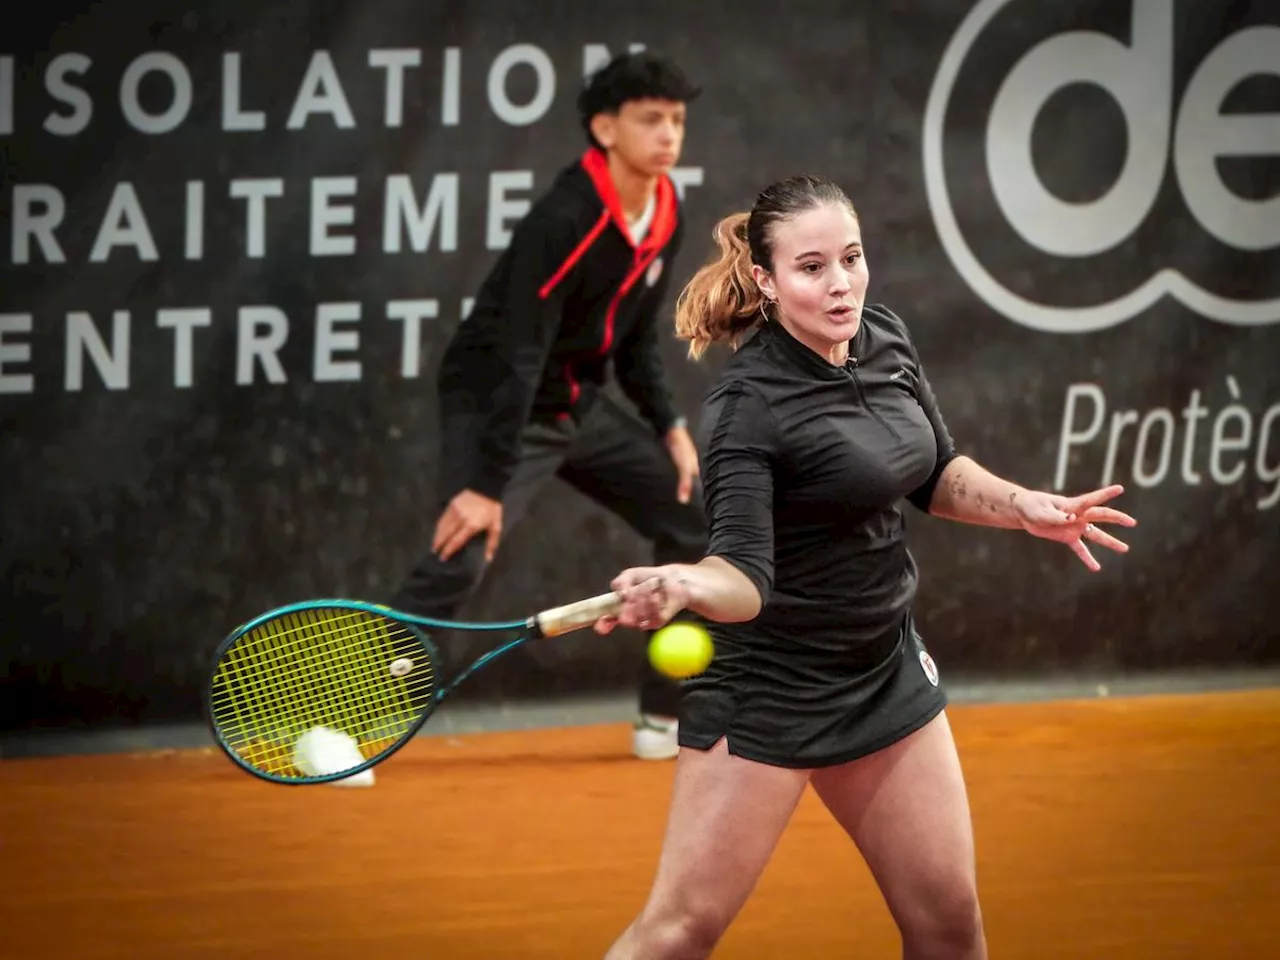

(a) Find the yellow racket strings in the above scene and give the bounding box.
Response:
[210,608,436,777]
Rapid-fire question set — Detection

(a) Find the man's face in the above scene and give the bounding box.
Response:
[592,98,687,177]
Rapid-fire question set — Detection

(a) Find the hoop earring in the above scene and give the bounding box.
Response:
[759,299,773,323]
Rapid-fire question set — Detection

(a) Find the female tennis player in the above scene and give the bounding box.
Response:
[592,174,1137,959]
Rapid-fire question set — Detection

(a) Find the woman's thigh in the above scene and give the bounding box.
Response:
[808,712,980,930]
[643,737,812,928]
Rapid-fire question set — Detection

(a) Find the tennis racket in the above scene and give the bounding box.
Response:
[205,591,622,785]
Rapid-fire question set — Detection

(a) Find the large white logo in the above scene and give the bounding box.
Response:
[923,0,1280,333]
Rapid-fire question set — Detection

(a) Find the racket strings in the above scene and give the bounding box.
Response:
[215,615,355,773]
[218,615,406,732]
[264,612,431,737]
[236,614,391,748]
[210,607,435,778]
[219,614,430,775]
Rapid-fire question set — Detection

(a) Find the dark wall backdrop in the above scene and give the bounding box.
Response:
[2,0,1277,731]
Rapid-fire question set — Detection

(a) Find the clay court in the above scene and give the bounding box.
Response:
[4,687,1278,959]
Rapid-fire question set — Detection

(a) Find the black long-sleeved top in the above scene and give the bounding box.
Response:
[435,148,684,501]
[698,304,958,649]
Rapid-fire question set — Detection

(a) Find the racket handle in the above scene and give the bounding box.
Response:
[533,591,623,638]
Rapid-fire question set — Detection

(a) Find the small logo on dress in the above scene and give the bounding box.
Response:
[919,649,940,687]
[646,256,664,287]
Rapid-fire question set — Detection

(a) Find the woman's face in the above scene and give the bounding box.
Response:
[753,202,869,363]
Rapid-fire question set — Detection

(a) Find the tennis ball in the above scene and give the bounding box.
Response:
[648,622,714,679]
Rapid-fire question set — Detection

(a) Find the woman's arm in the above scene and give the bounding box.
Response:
[927,455,1030,529]
[600,556,762,633]
[889,311,1136,569]
[926,456,1138,572]
[598,383,777,633]
[666,557,766,622]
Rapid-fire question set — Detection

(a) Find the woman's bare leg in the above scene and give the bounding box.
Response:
[809,712,986,960]
[605,738,811,960]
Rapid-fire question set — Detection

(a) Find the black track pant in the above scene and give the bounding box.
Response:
[391,392,708,717]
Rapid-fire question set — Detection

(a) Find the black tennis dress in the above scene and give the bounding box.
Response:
[679,304,957,768]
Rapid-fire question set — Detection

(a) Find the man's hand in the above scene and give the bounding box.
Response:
[664,424,700,505]
[432,489,503,563]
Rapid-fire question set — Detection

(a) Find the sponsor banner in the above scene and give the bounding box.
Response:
[1,0,1275,729]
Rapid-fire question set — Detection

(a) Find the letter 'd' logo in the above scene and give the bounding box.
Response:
[923,0,1280,333]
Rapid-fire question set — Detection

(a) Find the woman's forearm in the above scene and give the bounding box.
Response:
[671,556,763,623]
[928,456,1029,529]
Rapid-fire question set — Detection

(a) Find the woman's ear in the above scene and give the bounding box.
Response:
[751,264,775,303]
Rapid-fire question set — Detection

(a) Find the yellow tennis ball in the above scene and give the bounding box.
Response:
[648,622,714,679]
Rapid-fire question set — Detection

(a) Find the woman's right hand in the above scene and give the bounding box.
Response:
[594,566,691,634]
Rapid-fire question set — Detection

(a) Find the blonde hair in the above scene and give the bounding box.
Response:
[674,213,763,360]
[673,175,859,360]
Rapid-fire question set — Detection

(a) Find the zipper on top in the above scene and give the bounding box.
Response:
[845,358,901,440]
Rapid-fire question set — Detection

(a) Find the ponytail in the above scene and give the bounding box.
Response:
[674,175,857,360]
[673,212,765,360]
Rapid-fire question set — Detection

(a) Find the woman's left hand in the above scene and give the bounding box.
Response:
[1014,483,1137,572]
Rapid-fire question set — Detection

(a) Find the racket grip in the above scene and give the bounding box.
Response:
[533,591,623,638]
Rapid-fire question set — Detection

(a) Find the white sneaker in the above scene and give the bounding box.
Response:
[292,725,376,787]
[631,714,679,760]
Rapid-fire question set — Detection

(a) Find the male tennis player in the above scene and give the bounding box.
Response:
[391,51,706,760]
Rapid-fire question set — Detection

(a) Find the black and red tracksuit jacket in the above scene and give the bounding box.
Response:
[435,147,685,501]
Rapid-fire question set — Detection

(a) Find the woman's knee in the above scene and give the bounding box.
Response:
[633,899,732,960]
[897,881,985,957]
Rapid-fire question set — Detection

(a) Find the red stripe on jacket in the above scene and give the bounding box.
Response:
[535,147,680,411]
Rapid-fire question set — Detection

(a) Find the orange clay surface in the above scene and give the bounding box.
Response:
[2,688,1278,959]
